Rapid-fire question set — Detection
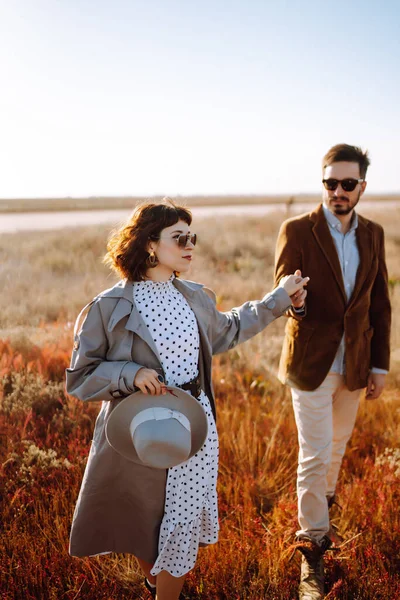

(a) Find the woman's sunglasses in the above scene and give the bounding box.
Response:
[175,233,197,248]
[322,178,364,192]
[154,233,198,248]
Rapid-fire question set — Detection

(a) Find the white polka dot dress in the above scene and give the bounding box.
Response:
[133,276,219,578]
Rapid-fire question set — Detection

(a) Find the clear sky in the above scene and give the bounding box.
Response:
[1,0,399,197]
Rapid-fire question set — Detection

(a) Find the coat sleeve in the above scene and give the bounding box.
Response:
[274,219,306,321]
[369,226,391,371]
[203,287,292,355]
[65,299,143,402]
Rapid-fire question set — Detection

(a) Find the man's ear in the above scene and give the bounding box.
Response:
[360,180,367,196]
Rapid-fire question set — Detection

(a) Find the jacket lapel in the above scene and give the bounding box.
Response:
[348,216,373,307]
[108,281,163,363]
[173,279,213,360]
[125,305,162,361]
[174,278,216,418]
[106,277,211,367]
[311,205,346,302]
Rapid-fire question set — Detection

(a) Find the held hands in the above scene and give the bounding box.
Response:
[279,269,310,307]
[133,368,167,395]
[135,273,310,394]
[291,269,308,308]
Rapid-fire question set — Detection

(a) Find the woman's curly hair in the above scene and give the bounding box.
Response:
[104,199,192,281]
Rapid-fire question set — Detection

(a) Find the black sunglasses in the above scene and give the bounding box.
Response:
[322,178,364,192]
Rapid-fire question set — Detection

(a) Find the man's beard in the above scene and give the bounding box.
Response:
[329,190,361,215]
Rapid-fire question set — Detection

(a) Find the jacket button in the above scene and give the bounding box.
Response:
[266,299,276,309]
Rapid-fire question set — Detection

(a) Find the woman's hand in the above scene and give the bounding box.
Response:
[133,368,167,395]
[279,269,310,304]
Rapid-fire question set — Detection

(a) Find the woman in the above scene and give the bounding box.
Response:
[66,200,309,600]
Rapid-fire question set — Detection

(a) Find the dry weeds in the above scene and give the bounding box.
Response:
[1,207,400,599]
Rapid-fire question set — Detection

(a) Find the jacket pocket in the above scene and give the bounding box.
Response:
[360,326,374,378]
[285,319,315,373]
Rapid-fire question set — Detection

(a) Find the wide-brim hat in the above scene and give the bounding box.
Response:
[105,386,208,468]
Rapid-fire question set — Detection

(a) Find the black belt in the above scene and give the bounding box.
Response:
[176,375,201,399]
[111,369,202,401]
[156,369,201,399]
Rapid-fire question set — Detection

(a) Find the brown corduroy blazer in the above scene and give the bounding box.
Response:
[274,203,391,391]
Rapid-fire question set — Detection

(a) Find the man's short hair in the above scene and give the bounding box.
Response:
[322,144,370,179]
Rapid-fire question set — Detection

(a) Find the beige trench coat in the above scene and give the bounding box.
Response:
[66,277,291,560]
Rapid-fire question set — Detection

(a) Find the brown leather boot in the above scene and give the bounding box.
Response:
[144,578,156,598]
[296,535,331,600]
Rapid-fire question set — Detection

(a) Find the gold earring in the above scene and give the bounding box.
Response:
[146,251,158,268]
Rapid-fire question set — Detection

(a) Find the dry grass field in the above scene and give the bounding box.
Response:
[1,205,400,599]
[1,193,399,213]
[1,194,296,213]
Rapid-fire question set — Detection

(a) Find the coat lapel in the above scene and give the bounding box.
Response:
[174,279,214,417]
[311,205,346,302]
[173,278,212,357]
[108,281,163,363]
[348,216,373,307]
[125,306,163,364]
[106,277,212,370]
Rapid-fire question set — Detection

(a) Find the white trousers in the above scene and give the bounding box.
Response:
[291,373,362,543]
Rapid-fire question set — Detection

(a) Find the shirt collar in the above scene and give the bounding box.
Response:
[322,203,358,233]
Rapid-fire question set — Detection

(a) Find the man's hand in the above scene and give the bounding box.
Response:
[365,372,386,400]
[291,269,308,308]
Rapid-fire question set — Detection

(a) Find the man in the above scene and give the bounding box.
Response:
[274,144,391,599]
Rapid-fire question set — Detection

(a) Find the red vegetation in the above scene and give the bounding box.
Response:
[0,335,399,599]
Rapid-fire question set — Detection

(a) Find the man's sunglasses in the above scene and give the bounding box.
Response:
[322,178,364,192]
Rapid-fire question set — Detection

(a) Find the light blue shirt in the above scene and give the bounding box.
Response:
[322,204,387,375]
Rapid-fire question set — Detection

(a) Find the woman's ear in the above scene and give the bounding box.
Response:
[147,239,157,254]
